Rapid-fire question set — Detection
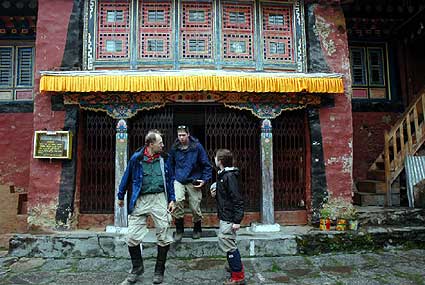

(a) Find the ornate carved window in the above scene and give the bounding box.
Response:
[261,4,294,64]
[96,1,130,60]
[85,0,305,71]
[139,0,172,59]
[222,2,254,61]
[180,1,214,60]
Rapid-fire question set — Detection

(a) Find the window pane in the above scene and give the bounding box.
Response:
[230,41,246,53]
[16,47,33,87]
[189,10,205,22]
[189,39,205,52]
[270,42,285,54]
[368,48,384,85]
[0,47,13,88]
[107,10,123,22]
[229,12,245,23]
[350,48,366,85]
[269,14,284,25]
[106,40,122,52]
[147,39,164,52]
[148,10,165,22]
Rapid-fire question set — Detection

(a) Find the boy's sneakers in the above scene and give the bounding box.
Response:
[223,271,245,285]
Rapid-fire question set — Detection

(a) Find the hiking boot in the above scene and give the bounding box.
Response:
[192,221,202,239]
[153,244,169,284]
[122,245,144,284]
[174,218,184,242]
[123,266,144,284]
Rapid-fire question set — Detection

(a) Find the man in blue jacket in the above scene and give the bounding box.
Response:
[169,125,212,241]
[117,130,175,284]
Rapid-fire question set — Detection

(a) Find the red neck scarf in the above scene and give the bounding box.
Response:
[143,147,160,163]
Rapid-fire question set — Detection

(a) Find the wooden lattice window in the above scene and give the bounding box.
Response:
[97,0,130,59]
[139,0,172,59]
[222,2,254,60]
[350,44,388,100]
[89,0,303,70]
[180,1,213,59]
[262,4,293,63]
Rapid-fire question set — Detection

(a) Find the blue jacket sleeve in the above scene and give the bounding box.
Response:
[118,158,133,200]
[167,148,176,182]
[198,144,212,182]
[165,159,176,202]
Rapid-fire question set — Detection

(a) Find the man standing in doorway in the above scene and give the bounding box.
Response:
[169,125,212,241]
[117,130,175,284]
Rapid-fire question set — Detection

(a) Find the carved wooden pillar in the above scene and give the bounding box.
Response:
[260,119,275,224]
[115,119,128,228]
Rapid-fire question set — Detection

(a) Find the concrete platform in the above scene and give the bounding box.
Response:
[7,207,425,259]
[8,225,425,259]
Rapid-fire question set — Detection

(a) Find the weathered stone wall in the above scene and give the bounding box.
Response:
[0,113,33,233]
[0,113,33,191]
[27,0,76,230]
[306,3,353,201]
[352,112,400,181]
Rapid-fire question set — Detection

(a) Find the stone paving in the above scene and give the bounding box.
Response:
[1,248,425,284]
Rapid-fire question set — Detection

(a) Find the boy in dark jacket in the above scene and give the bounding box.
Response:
[210,149,245,285]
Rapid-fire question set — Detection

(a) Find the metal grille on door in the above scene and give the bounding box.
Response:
[79,106,306,214]
[204,106,261,212]
[80,111,116,213]
[273,110,307,210]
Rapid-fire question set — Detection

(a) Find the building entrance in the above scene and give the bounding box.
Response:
[79,105,306,215]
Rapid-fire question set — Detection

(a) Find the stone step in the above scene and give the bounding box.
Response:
[8,225,425,259]
[354,192,400,207]
[357,207,425,227]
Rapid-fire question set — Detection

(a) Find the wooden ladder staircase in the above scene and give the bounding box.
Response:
[355,90,425,206]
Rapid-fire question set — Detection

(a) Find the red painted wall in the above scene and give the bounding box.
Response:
[0,113,33,190]
[352,112,400,181]
[27,0,73,227]
[314,5,353,200]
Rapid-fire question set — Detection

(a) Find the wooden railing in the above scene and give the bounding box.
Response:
[384,91,425,205]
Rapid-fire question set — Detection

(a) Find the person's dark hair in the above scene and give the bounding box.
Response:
[177,125,189,134]
[216,149,233,167]
[145,129,162,145]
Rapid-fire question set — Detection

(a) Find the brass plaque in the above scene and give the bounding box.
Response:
[33,131,72,159]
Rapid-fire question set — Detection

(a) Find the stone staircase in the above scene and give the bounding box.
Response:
[355,90,425,206]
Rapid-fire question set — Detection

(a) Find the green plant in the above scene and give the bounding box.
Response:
[320,206,332,219]
[338,201,358,220]
[320,196,357,220]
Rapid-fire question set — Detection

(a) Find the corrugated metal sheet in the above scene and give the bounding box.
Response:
[405,155,425,207]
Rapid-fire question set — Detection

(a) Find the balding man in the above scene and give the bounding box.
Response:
[118,130,175,284]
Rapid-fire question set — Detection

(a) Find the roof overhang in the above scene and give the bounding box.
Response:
[39,70,344,94]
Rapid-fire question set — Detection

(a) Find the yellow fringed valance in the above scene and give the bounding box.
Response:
[39,70,344,94]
